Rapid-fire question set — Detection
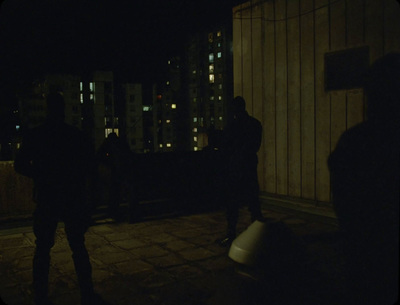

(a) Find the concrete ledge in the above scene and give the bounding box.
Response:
[259,193,338,226]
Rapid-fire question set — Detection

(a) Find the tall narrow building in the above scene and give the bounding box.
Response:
[186,25,233,151]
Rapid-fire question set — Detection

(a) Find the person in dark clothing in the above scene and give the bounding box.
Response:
[217,96,264,247]
[96,132,139,222]
[14,93,107,305]
[328,53,399,305]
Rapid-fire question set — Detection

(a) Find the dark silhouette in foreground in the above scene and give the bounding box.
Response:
[14,93,107,305]
[328,53,399,305]
[217,96,264,247]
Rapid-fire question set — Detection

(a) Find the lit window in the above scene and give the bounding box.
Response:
[89,82,94,92]
[192,70,196,74]
[168,60,171,64]
[80,82,83,91]
[217,31,222,37]
[143,106,150,111]
[209,53,214,63]
[193,127,197,132]
[209,74,215,83]
[208,33,213,43]
[90,93,94,101]
[166,143,172,147]
[194,136,197,142]
[80,93,84,104]
[193,117,197,122]
[218,84,223,89]
[217,52,222,58]
[166,81,170,85]
[171,104,177,109]
[219,116,223,121]
[209,64,214,73]
[218,96,222,100]
[159,144,163,148]
[166,119,171,123]
[194,147,198,151]
[16,125,20,131]
[218,42,221,47]
[210,96,215,100]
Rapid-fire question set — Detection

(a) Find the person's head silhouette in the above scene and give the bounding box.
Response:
[364,52,400,122]
[46,92,65,122]
[232,96,246,119]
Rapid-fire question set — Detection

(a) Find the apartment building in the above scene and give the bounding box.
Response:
[186,26,233,151]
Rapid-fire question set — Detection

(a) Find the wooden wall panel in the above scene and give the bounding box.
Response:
[287,0,301,197]
[251,4,264,187]
[365,0,384,63]
[346,0,366,129]
[346,0,365,47]
[329,0,347,153]
[242,6,253,105]
[300,0,315,200]
[233,5,243,96]
[233,0,397,204]
[315,0,331,202]
[275,0,288,195]
[384,0,400,53]
[347,89,364,128]
[262,1,276,194]
[330,0,346,51]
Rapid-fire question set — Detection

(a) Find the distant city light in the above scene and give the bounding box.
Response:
[166,143,172,147]
[143,106,150,111]
[171,104,176,109]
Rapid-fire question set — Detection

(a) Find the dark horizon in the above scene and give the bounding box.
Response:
[0,0,241,88]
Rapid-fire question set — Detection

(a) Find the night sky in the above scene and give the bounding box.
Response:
[0,0,242,87]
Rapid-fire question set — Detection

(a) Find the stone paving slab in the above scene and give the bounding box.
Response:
[0,208,344,305]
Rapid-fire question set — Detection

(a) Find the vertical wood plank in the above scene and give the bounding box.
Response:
[287,0,301,197]
[330,0,346,51]
[329,0,347,153]
[330,91,347,151]
[241,5,253,108]
[275,0,288,195]
[263,0,276,194]
[233,5,243,97]
[384,0,400,53]
[365,0,384,63]
[347,89,364,129]
[300,0,315,200]
[346,0,364,47]
[315,0,331,203]
[251,3,264,189]
[346,0,365,129]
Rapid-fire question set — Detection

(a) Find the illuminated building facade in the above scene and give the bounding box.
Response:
[186,26,233,151]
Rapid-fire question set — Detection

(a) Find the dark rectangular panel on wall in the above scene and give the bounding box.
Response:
[325,46,370,91]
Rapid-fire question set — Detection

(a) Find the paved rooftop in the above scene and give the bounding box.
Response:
[0,206,345,305]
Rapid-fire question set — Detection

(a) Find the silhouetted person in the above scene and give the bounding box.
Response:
[14,93,106,305]
[96,132,138,222]
[328,53,399,305]
[217,96,264,247]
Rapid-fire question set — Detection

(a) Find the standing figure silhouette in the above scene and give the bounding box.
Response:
[15,93,107,305]
[329,53,399,305]
[217,96,264,247]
